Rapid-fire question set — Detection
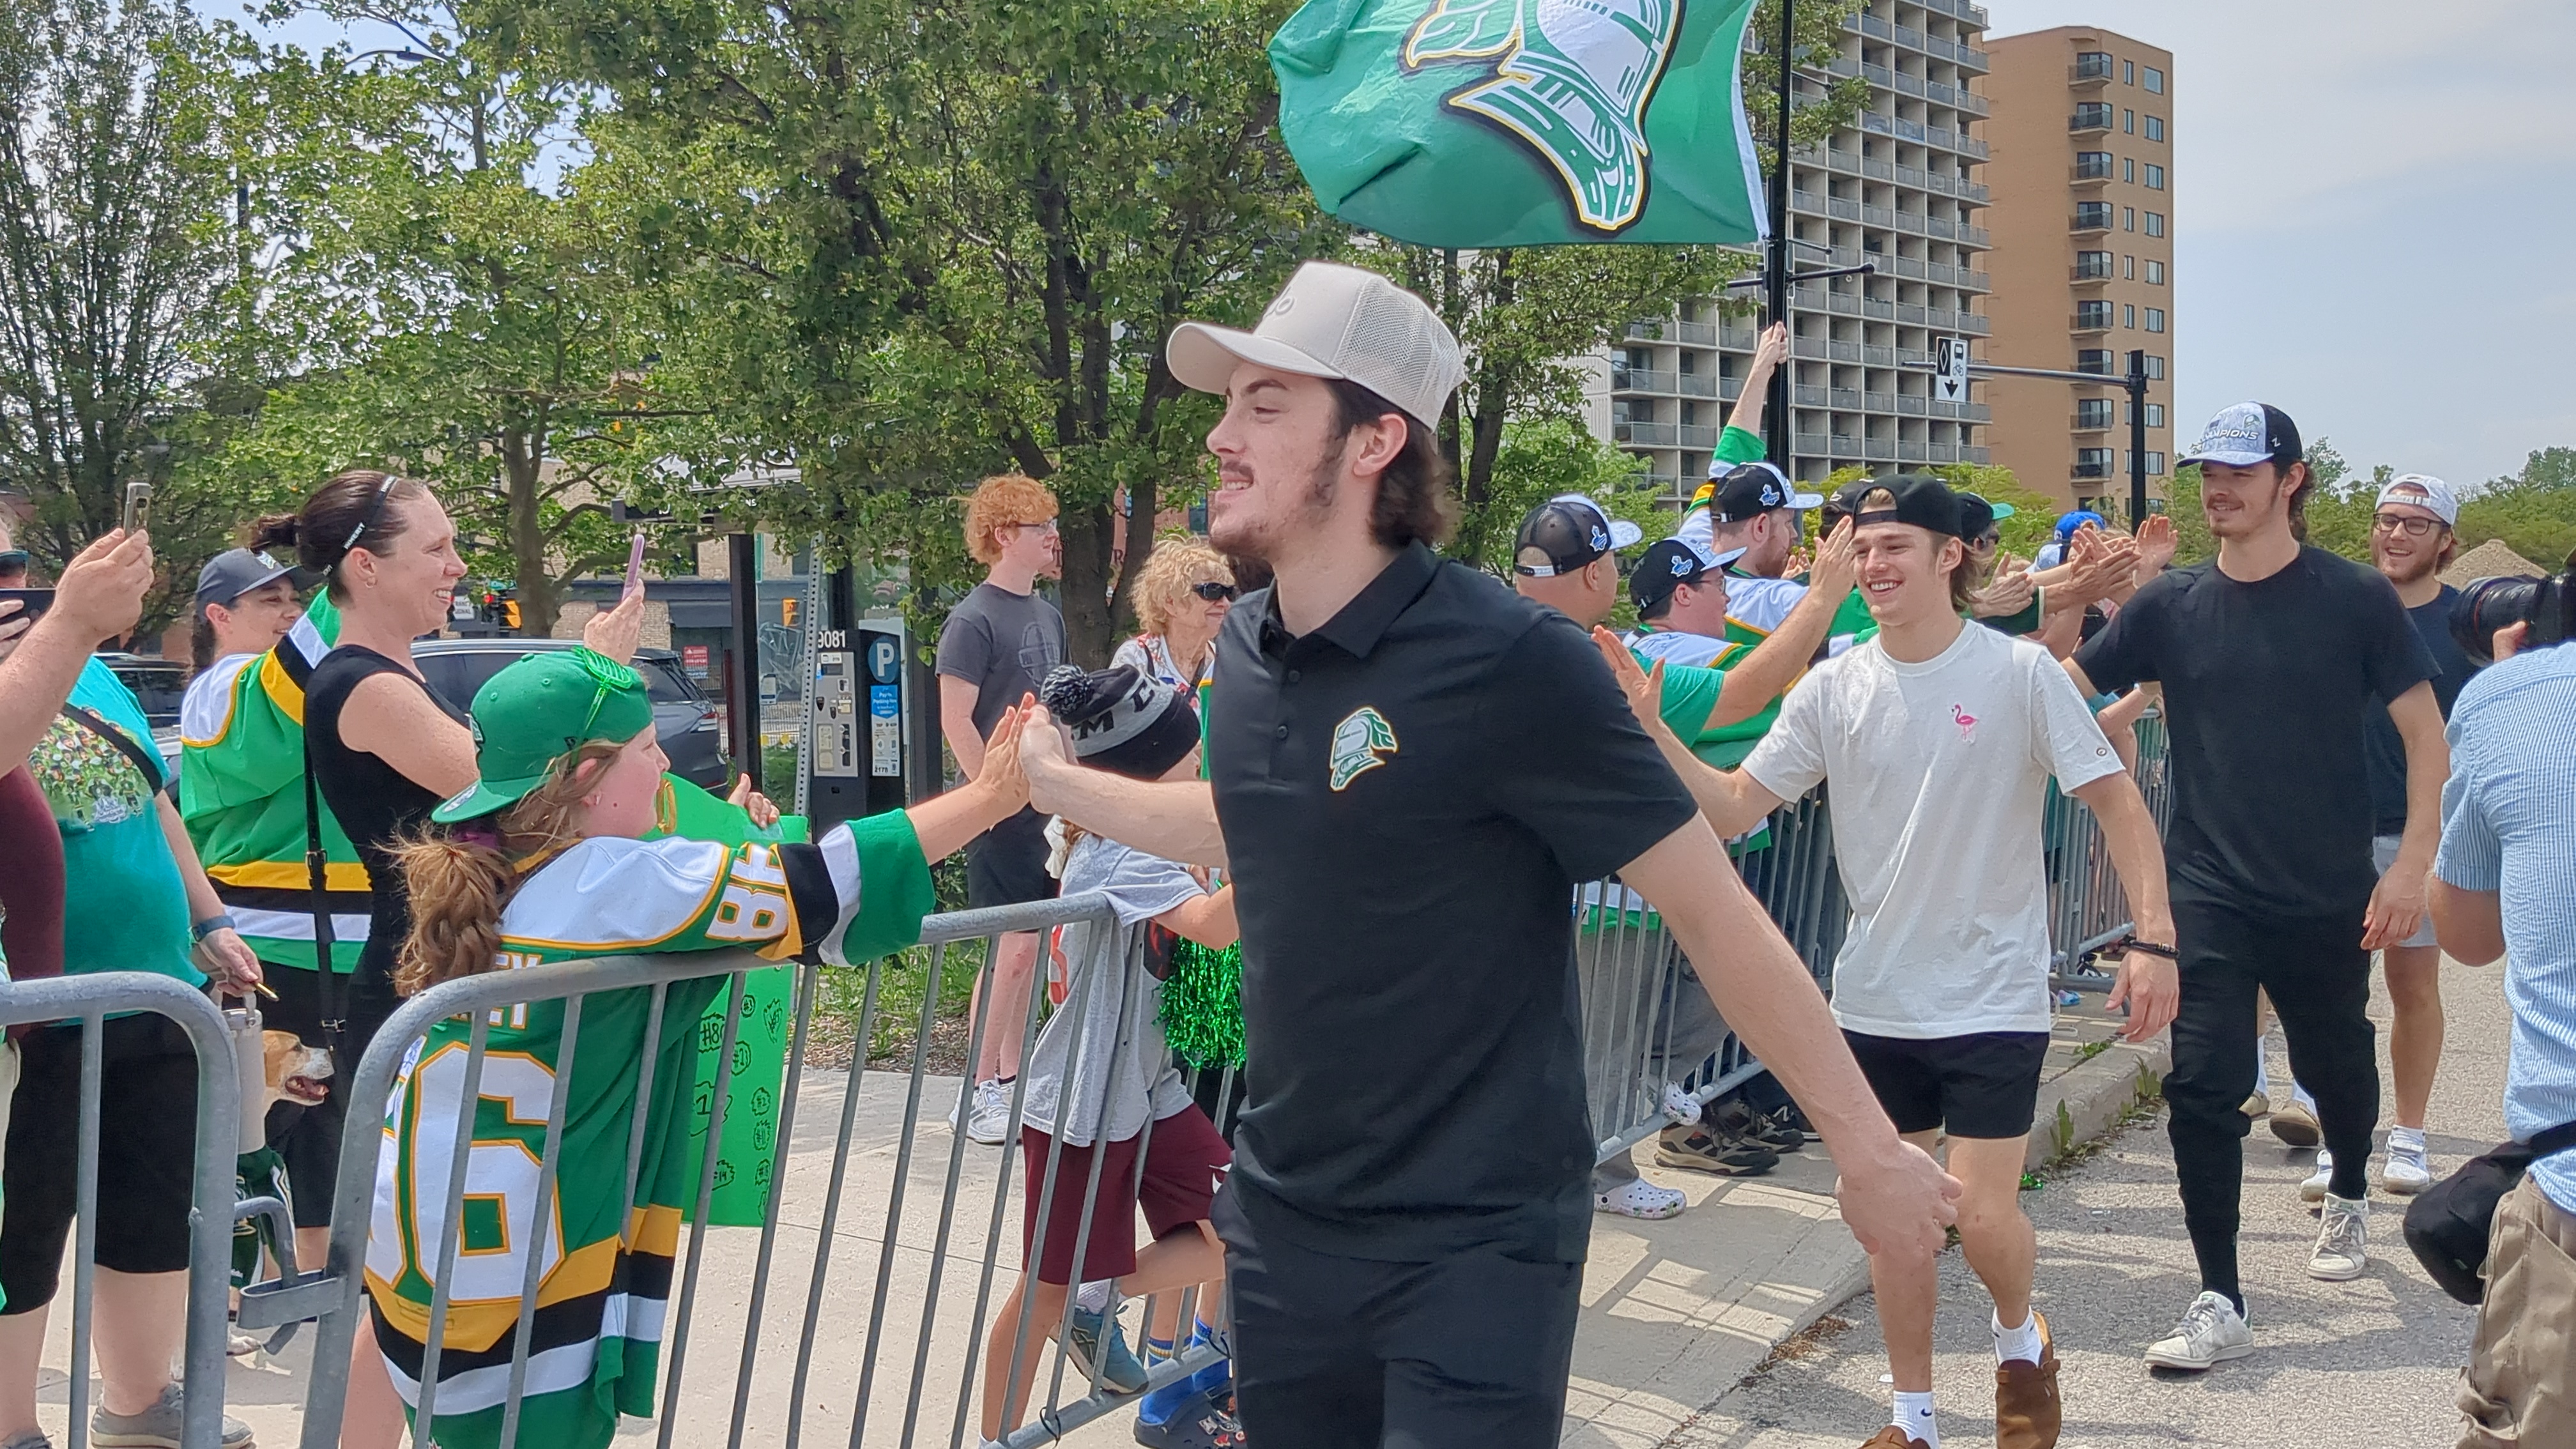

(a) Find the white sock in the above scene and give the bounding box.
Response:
[2390,1124,2426,1153]
[2292,1082,2317,1116]
[1892,1390,1938,1448]
[1993,1307,2043,1365]
[1074,1280,1114,1314]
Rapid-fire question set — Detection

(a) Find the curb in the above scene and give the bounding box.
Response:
[2027,1033,2172,1174]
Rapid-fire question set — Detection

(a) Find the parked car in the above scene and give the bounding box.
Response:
[411,638,732,791]
[96,652,189,773]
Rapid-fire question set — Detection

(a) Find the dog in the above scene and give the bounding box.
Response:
[261,1029,333,1116]
[233,1029,333,1349]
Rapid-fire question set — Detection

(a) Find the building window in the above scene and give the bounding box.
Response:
[2074,51,2113,80]
[2145,115,2166,142]
[2123,206,2135,231]
[2143,402,2166,427]
[2146,307,2166,333]
[2076,398,2115,429]
[2143,354,2166,379]
[2145,163,2166,190]
[2076,349,2114,374]
[2075,150,2113,180]
[2074,250,2113,278]
[2122,59,2136,85]
[2074,201,2113,230]
[2124,157,2135,183]
[2144,66,2166,94]
[2124,254,2136,279]
[2076,447,2114,478]
[2148,451,2168,475]
[2145,211,2166,237]
[2077,300,2115,329]
[2123,303,2136,328]
[2145,259,2165,285]
[2124,109,2135,134]
[2071,102,2113,131]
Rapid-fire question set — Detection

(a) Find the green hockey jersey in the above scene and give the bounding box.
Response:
[364,810,934,1449]
[180,595,369,972]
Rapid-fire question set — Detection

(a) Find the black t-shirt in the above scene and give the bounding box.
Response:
[2362,585,2477,835]
[935,582,1066,737]
[1208,542,1698,1264]
[2074,546,2437,919]
[307,645,471,990]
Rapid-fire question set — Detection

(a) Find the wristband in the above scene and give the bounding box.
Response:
[2113,933,2178,960]
[191,914,238,944]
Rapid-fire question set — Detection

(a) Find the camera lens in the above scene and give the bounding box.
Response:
[2451,575,2544,666]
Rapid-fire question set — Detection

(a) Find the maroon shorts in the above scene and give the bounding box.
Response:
[1020,1107,1230,1285]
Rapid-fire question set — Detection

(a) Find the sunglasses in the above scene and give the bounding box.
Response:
[1190,581,1237,602]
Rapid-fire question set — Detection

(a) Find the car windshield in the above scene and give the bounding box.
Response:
[108,662,188,726]
[415,649,701,712]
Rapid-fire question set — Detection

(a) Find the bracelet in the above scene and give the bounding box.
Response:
[2114,933,2179,960]
[190,914,238,944]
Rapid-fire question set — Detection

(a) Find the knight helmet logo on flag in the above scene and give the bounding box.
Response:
[1272,0,1768,249]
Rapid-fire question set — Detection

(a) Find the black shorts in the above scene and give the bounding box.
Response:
[1213,1186,1580,1449]
[257,961,403,1228]
[1844,1028,2051,1141]
[1,1014,206,1310]
[966,808,1057,911]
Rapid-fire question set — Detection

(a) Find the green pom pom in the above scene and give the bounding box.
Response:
[1159,940,1244,1068]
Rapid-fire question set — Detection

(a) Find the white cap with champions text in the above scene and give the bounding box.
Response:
[2375,473,2459,527]
[1166,261,1467,431]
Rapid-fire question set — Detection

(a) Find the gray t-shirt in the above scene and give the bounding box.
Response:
[1019,833,1204,1145]
[936,582,1066,736]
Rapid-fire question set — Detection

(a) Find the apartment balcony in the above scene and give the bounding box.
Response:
[1865,436,1898,461]
[1793,335,1831,361]
[1932,399,1993,422]
[1611,367,1675,394]
[1866,203,1898,228]
[1794,385,1830,408]
[2071,206,2113,233]
[1864,390,1897,411]
[1794,433,1834,456]
[2070,103,2114,132]
[2069,54,2114,86]
[1675,372,1723,400]
[2071,310,2112,335]
[1961,223,1990,247]
[2072,456,2115,480]
[1829,340,1864,363]
[1918,0,1989,27]
[1864,157,1896,182]
[2073,157,2113,185]
[1614,421,1678,447]
[2071,411,2112,433]
[1864,344,1897,367]
[1960,269,1991,292]
[1964,446,1991,464]
[1899,440,1931,463]
[1671,319,1720,346]
[1897,394,1928,416]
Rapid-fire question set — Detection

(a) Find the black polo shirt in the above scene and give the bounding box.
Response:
[1209,541,1698,1264]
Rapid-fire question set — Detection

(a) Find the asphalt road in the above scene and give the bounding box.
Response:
[1669,955,2511,1449]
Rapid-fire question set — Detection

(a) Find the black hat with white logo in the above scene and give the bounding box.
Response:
[1710,461,1826,525]
[1630,537,1741,616]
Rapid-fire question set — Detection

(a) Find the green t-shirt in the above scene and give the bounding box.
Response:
[1977,585,2045,637]
[1626,634,1775,855]
[29,659,202,985]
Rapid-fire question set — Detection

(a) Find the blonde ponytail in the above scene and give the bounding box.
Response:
[392,739,627,996]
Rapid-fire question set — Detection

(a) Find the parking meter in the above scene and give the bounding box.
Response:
[806,619,909,831]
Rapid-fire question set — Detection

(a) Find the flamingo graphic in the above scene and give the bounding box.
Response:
[1951,703,1978,742]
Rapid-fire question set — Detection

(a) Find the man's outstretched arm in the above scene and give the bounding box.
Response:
[1620,817,1959,1262]
[1022,704,1228,867]
[2070,769,2178,1041]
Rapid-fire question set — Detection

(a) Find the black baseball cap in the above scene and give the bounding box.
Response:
[1710,461,1825,525]
[1954,492,2016,541]
[2181,402,2304,470]
[194,548,298,616]
[1846,474,1963,538]
[1630,538,1739,616]
[1513,495,1641,578]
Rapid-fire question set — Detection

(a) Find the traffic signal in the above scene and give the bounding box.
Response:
[781,597,799,627]
[502,599,521,629]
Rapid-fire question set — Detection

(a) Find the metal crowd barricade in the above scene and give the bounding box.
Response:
[0,973,241,1449]
[2046,709,2175,989]
[280,894,1222,1449]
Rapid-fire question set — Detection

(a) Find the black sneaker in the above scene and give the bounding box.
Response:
[1712,1098,1805,1154]
[1132,1388,1246,1448]
[1654,1123,1778,1176]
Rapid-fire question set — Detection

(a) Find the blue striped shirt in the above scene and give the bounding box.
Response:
[2437,643,2576,1214]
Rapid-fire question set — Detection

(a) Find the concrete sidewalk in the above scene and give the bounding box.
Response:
[19,1006,2165,1449]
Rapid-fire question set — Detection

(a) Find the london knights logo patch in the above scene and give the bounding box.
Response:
[1328,706,1398,791]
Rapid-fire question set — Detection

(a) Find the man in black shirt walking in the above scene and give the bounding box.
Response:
[1019,261,1958,1447]
[2066,403,2448,1371]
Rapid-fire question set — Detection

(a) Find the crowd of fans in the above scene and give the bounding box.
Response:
[0,256,2565,1449]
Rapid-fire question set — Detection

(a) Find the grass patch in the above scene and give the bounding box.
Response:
[2070,1036,2115,1065]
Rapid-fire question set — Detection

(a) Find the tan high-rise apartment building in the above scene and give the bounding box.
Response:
[1981,27,2174,514]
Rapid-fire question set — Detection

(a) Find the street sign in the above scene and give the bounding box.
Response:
[1934,336,1970,404]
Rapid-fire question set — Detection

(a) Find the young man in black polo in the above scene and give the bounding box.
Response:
[1018,261,1958,1448]
[2064,403,2449,1369]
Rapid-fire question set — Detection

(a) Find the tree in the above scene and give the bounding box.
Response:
[0,0,234,579]
[2458,446,2576,571]
[1461,417,1660,579]
[507,0,1331,664]
[187,4,672,637]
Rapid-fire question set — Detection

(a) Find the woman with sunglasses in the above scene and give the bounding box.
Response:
[1114,538,1235,691]
[247,469,642,1441]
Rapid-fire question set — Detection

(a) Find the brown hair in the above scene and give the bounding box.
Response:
[962,474,1059,566]
[1326,379,1457,549]
[247,470,430,601]
[391,740,623,996]
[1129,537,1233,637]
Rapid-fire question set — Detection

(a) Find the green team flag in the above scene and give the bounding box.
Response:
[1271,0,1769,247]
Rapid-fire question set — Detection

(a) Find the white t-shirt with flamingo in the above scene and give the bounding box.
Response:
[1742,622,2126,1038]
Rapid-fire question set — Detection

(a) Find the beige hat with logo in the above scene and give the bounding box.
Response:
[1167,261,1466,430]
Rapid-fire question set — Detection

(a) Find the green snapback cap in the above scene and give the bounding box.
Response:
[433,647,656,823]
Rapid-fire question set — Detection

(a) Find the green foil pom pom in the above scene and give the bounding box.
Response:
[1159,939,1244,1068]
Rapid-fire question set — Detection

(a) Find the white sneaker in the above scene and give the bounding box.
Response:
[962,1079,1011,1146]
[2308,1193,2368,1280]
[2299,1148,2335,1204]
[1595,1178,1687,1220]
[2143,1290,2253,1370]
[2380,1139,2434,1195]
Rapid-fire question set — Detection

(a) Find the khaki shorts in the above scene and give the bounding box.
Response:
[2372,834,2441,950]
[2457,1175,2576,1448]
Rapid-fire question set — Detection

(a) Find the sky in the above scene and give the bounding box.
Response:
[1984,0,2576,489]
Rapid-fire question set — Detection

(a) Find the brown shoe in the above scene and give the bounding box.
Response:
[1859,1427,1929,1449]
[1995,1310,2062,1449]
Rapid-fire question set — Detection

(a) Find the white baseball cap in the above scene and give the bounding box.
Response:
[2374,473,2458,527]
[1166,261,1468,430]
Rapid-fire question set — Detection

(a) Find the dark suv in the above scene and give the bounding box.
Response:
[410,639,732,790]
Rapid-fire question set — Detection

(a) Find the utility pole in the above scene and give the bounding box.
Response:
[1763,0,1795,475]
[2126,348,2150,530]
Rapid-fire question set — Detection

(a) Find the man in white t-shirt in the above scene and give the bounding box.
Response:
[1593,474,2180,1449]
